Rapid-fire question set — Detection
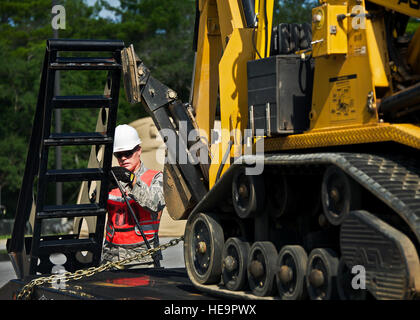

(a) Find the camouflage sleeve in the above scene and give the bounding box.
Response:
[128,172,166,214]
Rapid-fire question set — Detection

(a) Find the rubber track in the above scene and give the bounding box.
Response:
[188,152,420,299]
[258,153,420,244]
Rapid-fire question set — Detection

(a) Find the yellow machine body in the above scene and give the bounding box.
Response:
[312,4,348,57]
[167,0,420,301]
[188,0,420,190]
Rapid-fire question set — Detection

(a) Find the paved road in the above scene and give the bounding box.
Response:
[0,261,16,289]
[0,237,185,290]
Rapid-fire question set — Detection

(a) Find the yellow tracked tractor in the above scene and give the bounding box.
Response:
[121,0,420,300]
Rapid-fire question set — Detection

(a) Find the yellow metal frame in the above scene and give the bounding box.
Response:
[191,0,274,188]
[368,0,420,19]
[310,0,381,131]
[312,4,348,57]
[191,0,222,139]
[265,123,420,152]
[209,28,255,186]
[408,27,420,75]
[255,0,274,59]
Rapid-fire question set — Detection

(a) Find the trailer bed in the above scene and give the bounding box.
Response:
[0,267,218,300]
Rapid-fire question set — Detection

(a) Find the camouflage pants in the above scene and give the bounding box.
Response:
[101,238,162,269]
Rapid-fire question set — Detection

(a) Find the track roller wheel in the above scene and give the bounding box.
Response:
[321,166,361,226]
[337,258,367,300]
[184,212,224,284]
[222,237,250,291]
[247,241,277,296]
[275,245,308,300]
[232,167,265,219]
[306,248,339,300]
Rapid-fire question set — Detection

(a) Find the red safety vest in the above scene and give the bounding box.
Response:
[106,169,161,245]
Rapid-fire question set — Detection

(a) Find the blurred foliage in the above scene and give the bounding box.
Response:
[407,19,420,35]
[273,0,317,24]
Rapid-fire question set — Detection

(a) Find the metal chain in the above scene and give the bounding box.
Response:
[17,236,184,300]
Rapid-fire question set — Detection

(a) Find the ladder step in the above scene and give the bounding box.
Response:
[52,95,112,108]
[37,203,106,219]
[44,132,112,146]
[38,238,98,254]
[50,57,121,70]
[48,39,125,52]
[45,168,104,182]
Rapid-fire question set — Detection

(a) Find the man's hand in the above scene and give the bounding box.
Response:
[108,166,135,190]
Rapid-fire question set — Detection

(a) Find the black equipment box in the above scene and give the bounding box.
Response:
[247,54,313,136]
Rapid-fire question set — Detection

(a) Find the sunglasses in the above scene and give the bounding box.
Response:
[114,146,140,159]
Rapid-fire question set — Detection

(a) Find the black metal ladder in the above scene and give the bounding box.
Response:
[8,39,124,276]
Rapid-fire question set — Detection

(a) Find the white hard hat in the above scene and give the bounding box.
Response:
[113,124,142,153]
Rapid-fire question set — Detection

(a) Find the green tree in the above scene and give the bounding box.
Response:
[99,0,196,100]
[0,0,52,217]
[273,0,317,24]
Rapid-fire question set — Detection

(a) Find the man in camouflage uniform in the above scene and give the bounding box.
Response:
[101,124,165,268]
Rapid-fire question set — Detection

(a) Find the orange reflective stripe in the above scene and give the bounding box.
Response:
[140,169,159,186]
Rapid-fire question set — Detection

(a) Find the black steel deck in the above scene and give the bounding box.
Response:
[0,267,218,300]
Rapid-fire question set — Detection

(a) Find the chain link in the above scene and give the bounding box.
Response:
[17,236,184,300]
